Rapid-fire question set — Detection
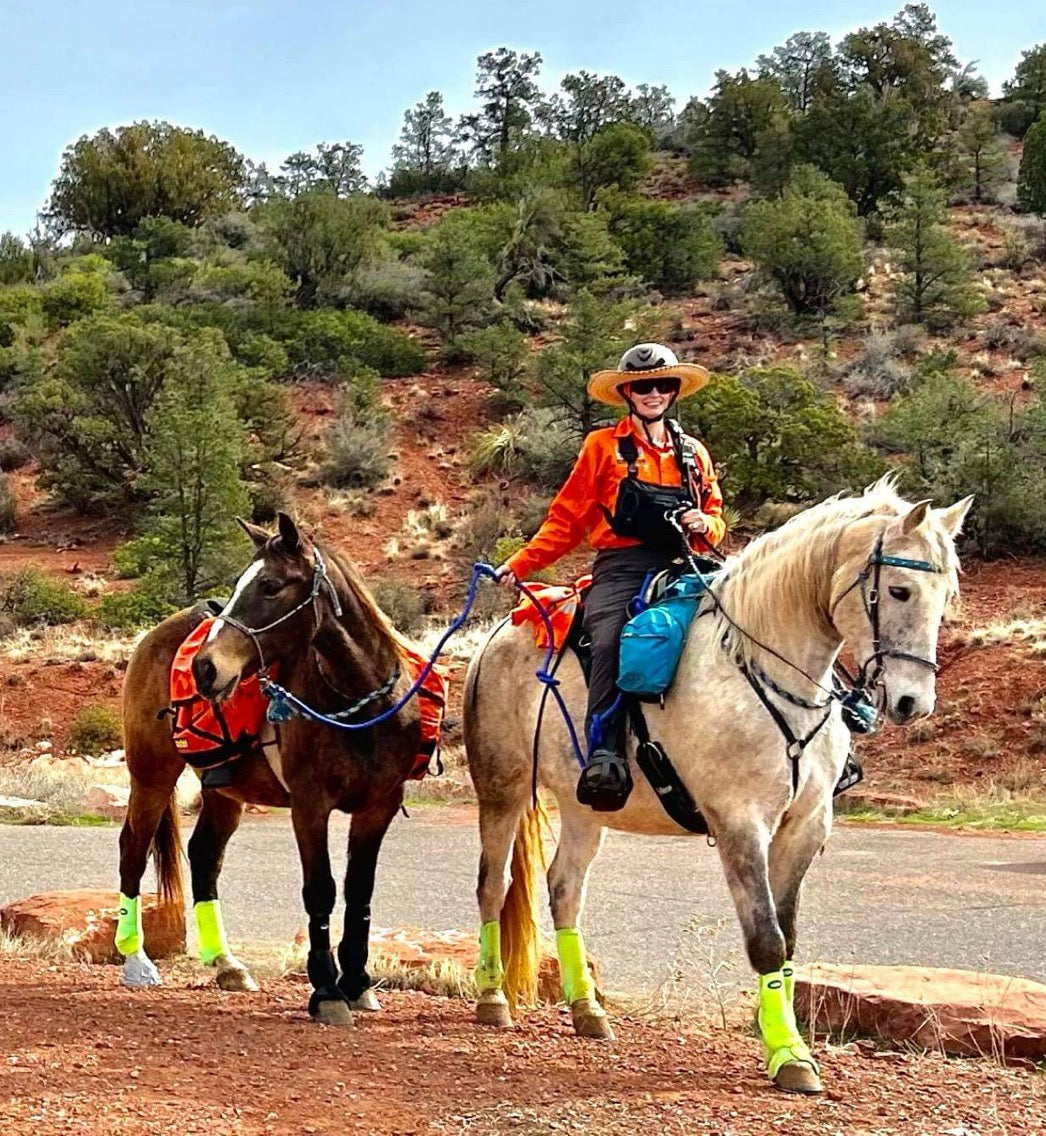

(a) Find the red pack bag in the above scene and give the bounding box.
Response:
[168,618,270,769]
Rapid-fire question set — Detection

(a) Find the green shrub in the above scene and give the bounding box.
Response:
[96,579,178,630]
[515,407,578,489]
[689,366,883,511]
[0,438,30,472]
[232,332,289,374]
[67,705,122,755]
[284,309,424,377]
[318,400,392,489]
[741,166,863,320]
[40,266,113,329]
[368,577,431,635]
[188,259,292,306]
[874,367,1046,555]
[454,491,516,565]
[341,259,428,321]
[0,474,14,532]
[606,197,722,293]
[460,322,530,409]
[0,567,89,626]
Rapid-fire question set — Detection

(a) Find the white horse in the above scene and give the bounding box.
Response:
[463,481,971,1094]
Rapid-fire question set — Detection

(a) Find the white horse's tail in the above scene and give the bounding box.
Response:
[501,801,546,1009]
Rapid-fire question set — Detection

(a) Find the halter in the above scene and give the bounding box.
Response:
[211,546,400,722]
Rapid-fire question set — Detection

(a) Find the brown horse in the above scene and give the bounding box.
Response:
[116,513,421,1025]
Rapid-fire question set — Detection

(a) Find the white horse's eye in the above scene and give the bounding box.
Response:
[888,585,911,602]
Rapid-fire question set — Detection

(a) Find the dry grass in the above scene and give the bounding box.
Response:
[0,928,79,962]
[1,623,141,665]
[964,615,1046,656]
[0,763,105,825]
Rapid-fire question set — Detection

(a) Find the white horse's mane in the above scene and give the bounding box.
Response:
[714,476,960,668]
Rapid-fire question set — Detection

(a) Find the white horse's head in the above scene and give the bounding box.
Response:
[829,495,972,724]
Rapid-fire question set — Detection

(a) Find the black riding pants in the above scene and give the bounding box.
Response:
[582,545,677,757]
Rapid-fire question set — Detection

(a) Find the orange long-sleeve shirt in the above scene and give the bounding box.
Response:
[506,417,726,580]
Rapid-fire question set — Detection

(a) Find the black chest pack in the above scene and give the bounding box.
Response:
[604,420,701,551]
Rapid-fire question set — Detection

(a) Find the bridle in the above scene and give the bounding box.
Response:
[207,547,402,722]
[831,530,943,698]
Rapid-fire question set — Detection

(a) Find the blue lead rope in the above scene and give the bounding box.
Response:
[260,563,586,766]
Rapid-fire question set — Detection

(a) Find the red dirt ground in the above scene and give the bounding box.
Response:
[1,956,1042,1135]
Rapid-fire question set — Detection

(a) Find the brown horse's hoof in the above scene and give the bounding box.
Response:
[349,988,381,1012]
[213,955,258,992]
[774,1061,823,1095]
[571,998,615,1040]
[312,999,355,1027]
[476,990,513,1028]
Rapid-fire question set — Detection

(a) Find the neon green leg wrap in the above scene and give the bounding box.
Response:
[475,921,504,993]
[758,970,817,1080]
[194,900,231,965]
[115,893,142,957]
[782,959,795,1006]
[556,927,596,1005]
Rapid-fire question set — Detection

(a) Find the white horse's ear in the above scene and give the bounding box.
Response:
[935,495,974,537]
[237,517,270,549]
[900,499,933,535]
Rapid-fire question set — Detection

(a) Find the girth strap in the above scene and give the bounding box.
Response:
[627,703,709,834]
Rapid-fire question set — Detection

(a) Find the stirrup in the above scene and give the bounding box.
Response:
[832,754,864,798]
[577,749,633,812]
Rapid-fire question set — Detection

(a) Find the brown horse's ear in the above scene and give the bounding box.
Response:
[277,511,302,555]
[900,499,932,535]
[237,517,270,549]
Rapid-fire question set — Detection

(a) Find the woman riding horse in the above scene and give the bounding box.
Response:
[497,342,725,811]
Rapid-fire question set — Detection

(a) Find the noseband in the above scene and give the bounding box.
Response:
[832,531,942,695]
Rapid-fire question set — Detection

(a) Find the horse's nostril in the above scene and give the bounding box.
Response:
[897,694,915,719]
[193,657,217,695]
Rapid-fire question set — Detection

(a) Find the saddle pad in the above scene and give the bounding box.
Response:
[510,575,592,650]
[402,646,449,780]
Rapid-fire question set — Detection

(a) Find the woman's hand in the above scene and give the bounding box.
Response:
[678,508,709,535]
[495,564,519,589]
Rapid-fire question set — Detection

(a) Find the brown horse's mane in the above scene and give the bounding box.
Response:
[312,538,415,659]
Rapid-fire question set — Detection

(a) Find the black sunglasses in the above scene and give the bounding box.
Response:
[623,376,681,396]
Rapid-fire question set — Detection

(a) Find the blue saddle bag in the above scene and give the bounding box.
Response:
[617,573,714,700]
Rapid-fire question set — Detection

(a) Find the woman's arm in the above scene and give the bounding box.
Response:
[504,435,600,579]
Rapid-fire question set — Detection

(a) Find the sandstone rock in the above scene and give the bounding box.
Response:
[796,963,1046,1064]
[83,784,130,820]
[1,890,185,964]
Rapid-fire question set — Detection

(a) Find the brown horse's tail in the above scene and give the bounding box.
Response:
[153,791,184,909]
[501,800,547,1009]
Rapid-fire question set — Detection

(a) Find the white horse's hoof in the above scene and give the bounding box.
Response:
[312,999,355,1027]
[476,989,514,1028]
[214,955,258,992]
[349,988,380,1012]
[121,953,161,988]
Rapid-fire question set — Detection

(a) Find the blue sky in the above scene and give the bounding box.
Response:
[1,1,1042,236]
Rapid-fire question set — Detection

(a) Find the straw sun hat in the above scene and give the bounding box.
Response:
[587,343,710,407]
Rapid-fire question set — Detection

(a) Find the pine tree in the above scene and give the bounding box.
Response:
[1017,113,1046,217]
[390,92,457,192]
[885,166,983,327]
[137,330,250,602]
[956,104,1010,203]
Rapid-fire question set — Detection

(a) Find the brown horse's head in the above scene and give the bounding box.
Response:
[192,512,329,701]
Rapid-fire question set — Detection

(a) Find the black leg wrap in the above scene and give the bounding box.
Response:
[337,908,372,1001]
[306,948,341,992]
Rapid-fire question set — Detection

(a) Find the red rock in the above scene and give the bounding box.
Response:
[0,889,185,964]
[796,963,1046,1064]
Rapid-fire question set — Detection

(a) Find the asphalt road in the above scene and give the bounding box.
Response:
[2,813,1044,992]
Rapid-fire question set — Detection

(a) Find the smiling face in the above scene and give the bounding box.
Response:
[621,376,681,419]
